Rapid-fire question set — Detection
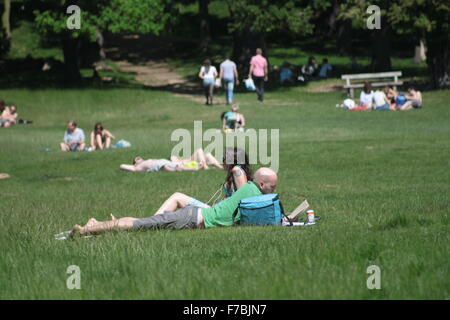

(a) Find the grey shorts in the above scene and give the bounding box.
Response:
[133,206,200,230]
[411,100,422,108]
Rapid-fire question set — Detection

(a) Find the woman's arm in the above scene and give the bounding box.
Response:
[239,114,246,127]
[90,132,95,147]
[104,129,115,139]
[232,166,248,189]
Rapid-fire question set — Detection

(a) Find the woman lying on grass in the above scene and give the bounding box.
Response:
[154,147,252,213]
[119,148,222,172]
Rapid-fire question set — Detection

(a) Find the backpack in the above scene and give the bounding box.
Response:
[232,194,292,226]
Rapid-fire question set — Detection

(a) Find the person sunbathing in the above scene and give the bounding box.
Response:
[71,167,277,236]
[120,156,200,172]
[399,87,423,110]
[155,147,252,214]
[0,105,18,128]
[169,148,223,170]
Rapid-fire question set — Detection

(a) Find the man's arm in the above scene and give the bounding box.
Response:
[264,62,269,81]
[248,63,254,78]
[234,66,240,85]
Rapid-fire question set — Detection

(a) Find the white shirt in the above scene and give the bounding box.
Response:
[200,66,217,80]
[373,91,387,107]
[360,91,374,107]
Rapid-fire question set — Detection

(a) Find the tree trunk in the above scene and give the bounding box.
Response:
[426,34,449,89]
[336,20,352,55]
[62,33,81,82]
[1,0,11,52]
[198,0,210,53]
[371,18,392,72]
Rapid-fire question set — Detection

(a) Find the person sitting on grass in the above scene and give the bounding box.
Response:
[399,87,423,110]
[154,147,252,213]
[222,104,245,133]
[120,149,222,172]
[384,86,398,110]
[0,104,18,128]
[70,167,277,236]
[60,120,86,151]
[318,58,333,78]
[348,81,374,111]
[90,122,115,150]
[373,88,393,111]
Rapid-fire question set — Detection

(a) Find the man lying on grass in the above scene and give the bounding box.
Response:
[71,167,277,236]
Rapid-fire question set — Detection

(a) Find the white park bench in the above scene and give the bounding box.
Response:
[341,71,403,98]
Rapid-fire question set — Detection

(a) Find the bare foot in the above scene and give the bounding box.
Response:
[109,214,116,221]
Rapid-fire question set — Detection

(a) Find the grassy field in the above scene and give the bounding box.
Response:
[0,81,449,299]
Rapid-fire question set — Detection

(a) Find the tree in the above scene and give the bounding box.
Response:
[340,0,450,88]
[198,0,210,52]
[225,0,314,66]
[34,0,171,81]
[1,0,11,54]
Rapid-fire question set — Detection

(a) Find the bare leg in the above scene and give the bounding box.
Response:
[72,217,138,235]
[192,149,209,169]
[77,143,86,151]
[400,102,413,110]
[60,142,69,152]
[105,137,111,149]
[155,192,192,214]
[96,135,104,150]
[205,153,223,169]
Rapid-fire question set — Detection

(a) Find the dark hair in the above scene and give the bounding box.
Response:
[223,147,252,189]
[94,122,104,135]
[363,81,372,94]
[323,58,328,63]
[68,120,77,127]
[203,59,211,73]
[0,100,5,113]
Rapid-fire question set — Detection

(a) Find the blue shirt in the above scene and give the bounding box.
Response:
[220,60,237,80]
[319,63,332,77]
[64,128,85,144]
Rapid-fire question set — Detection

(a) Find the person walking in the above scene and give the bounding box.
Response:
[199,59,218,105]
[220,55,239,105]
[248,48,268,102]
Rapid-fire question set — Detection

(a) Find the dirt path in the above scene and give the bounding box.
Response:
[114,59,230,104]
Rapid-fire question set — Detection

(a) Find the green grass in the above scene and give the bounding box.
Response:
[0,84,448,299]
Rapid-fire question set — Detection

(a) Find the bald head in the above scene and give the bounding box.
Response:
[254,167,278,194]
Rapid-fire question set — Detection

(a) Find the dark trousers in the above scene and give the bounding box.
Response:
[253,76,265,101]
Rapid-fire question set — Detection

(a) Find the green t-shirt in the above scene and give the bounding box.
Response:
[202,181,262,228]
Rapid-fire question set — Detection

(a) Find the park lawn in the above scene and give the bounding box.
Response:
[0,84,449,299]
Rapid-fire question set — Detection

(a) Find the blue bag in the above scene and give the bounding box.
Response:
[232,194,292,226]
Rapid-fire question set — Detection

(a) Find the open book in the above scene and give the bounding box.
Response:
[286,199,309,221]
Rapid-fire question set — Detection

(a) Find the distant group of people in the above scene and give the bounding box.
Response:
[337,82,423,111]
[0,100,18,128]
[199,48,268,105]
[279,57,333,84]
[60,120,115,152]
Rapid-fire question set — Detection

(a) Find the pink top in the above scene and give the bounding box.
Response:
[250,55,267,77]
